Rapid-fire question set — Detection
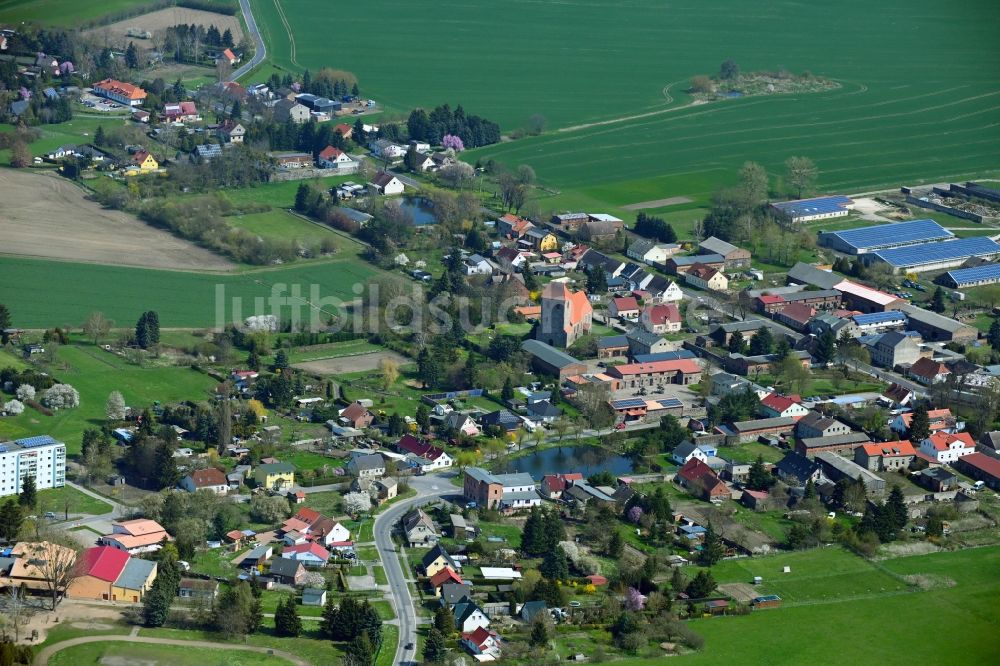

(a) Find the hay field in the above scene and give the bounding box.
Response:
[0,170,236,271]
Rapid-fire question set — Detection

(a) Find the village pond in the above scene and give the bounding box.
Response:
[396,196,436,226]
[500,445,634,480]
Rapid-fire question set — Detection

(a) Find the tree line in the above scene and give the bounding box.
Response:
[406,103,502,148]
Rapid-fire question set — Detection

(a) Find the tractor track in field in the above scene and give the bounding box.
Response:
[557,79,693,133]
[273,0,300,68]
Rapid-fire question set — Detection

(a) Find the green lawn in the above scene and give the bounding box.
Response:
[372,565,387,585]
[0,344,217,455]
[0,254,383,329]
[225,210,352,248]
[138,626,341,666]
[223,176,358,209]
[190,546,239,579]
[288,339,382,363]
[36,485,114,516]
[716,442,785,464]
[48,641,293,666]
[300,491,345,517]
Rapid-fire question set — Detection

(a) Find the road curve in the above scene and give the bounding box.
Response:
[231,0,266,81]
[34,635,309,666]
[374,479,453,666]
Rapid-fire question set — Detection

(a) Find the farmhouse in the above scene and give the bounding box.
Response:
[855,441,916,472]
[719,417,797,444]
[684,264,728,291]
[796,432,870,458]
[699,236,751,269]
[628,239,680,265]
[758,393,808,419]
[815,452,886,495]
[897,304,978,343]
[272,152,312,169]
[918,432,975,464]
[607,358,702,388]
[668,254,725,275]
[317,146,354,169]
[954,453,1000,490]
[834,280,904,313]
[163,101,199,123]
[180,468,229,495]
[218,120,245,143]
[640,304,682,334]
[273,99,310,123]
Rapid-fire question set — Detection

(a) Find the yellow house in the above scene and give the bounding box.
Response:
[526,228,559,252]
[132,150,158,172]
[253,462,296,490]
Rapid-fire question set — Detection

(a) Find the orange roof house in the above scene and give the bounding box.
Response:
[100,519,171,554]
[429,566,463,592]
[93,78,147,106]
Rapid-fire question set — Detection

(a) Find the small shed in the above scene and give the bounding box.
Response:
[302,588,327,606]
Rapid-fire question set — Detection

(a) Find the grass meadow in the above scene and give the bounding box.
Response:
[0,0,151,26]
[600,546,1000,665]
[0,344,217,454]
[249,0,1000,214]
[48,641,296,666]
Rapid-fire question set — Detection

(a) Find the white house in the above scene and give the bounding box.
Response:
[280,543,330,567]
[627,239,680,265]
[919,432,976,464]
[317,146,354,169]
[658,280,684,303]
[670,441,718,465]
[455,602,491,633]
[464,254,493,276]
[369,171,405,196]
[179,468,229,495]
[758,393,809,419]
[445,412,480,437]
[641,304,682,334]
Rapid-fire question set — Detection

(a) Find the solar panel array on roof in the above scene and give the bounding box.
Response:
[610,398,646,410]
[825,219,952,251]
[15,435,58,448]
[944,263,1000,286]
[656,398,684,408]
[0,445,8,454]
[872,236,1000,268]
[852,311,907,325]
[772,195,852,217]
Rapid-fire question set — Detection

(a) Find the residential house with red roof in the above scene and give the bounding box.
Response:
[497,213,534,239]
[755,294,787,314]
[540,472,584,499]
[429,567,463,595]
[280,542,331,567]
[640,303,682,334]
[774,302,817,331]
[684,263,728,291]
[890,408,959,436]
[333,123,354,139]
[164,101,199,123]
[758,393,808,419]
[461,626,502,661]
[919,432,976,464]
[397,434,453,471]
[317,145,353,169]
[180,467,229,494]
[609,296,640,320]
[339,400,375,429]
[855,441,916,472]
[676,459,731,502]
[908,357,952,385]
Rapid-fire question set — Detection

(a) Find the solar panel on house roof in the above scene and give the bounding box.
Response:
[15,435,57,448]
[772,196,852,217]
[656,398,684,409]
[0,445,8,454]
[944,262,1000,286]
[852,311,907,325]
[826,219,952,251]
[610,398,646,410]
[872,236,1000,268]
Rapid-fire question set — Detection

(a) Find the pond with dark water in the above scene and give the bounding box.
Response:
[396,196,436,226]
[499,445,634,481]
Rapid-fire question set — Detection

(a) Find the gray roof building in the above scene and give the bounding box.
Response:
[115,558,156,591]
[787,262,843,290]
[815,452,886,494]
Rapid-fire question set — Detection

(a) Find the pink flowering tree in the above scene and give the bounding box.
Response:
[60,61,74,75]
[627,505,644,524]
[625,587,645,611]
[442,134,464,151]
[19,86,31,100]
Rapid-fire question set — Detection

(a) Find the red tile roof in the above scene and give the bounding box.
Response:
[612,296,639,312]
[75,546,129,582]
[760,393,802,414]
[282,543,330,560]
[609,359,701,377]
[293,507,322,526]
[429,566,463,588]
[334,123,353,136]
[925,432,975,452]
[318,145,343,160]
[757,295,784,305]
[861,440,915,457]
[677,458,715,484]
[909,357,950,380]
[94,78,147,100]
[644,304,681,325]
[188,468,227,488]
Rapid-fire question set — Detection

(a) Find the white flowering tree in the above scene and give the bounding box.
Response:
[343,491,372,517]
[3,400,24,416]
[15,385,35,401]
[105,391,126,421]
[43,384,80,410]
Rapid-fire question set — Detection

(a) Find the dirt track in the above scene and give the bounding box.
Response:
[294,351,410,375]
[0,170,235,271]
[87,8,244,48]
[623,196,693,210]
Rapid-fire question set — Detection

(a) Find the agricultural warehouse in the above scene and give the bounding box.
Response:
[771,195,854,223]
[865,236,1000,273]
[521,339,587,379]
[897,304,978,343]
[818,219,953,255]
[940,262,1000,289]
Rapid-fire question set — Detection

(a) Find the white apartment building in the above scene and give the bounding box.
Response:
[0,436,66,497]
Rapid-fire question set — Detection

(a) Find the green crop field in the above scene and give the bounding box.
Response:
[0,344,217,454]
[0,0,151,26]
[0,254,380,329]
[250,0,1000,214]
[226,209,355,249]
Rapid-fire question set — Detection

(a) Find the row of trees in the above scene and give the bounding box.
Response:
[406,103,502,149]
